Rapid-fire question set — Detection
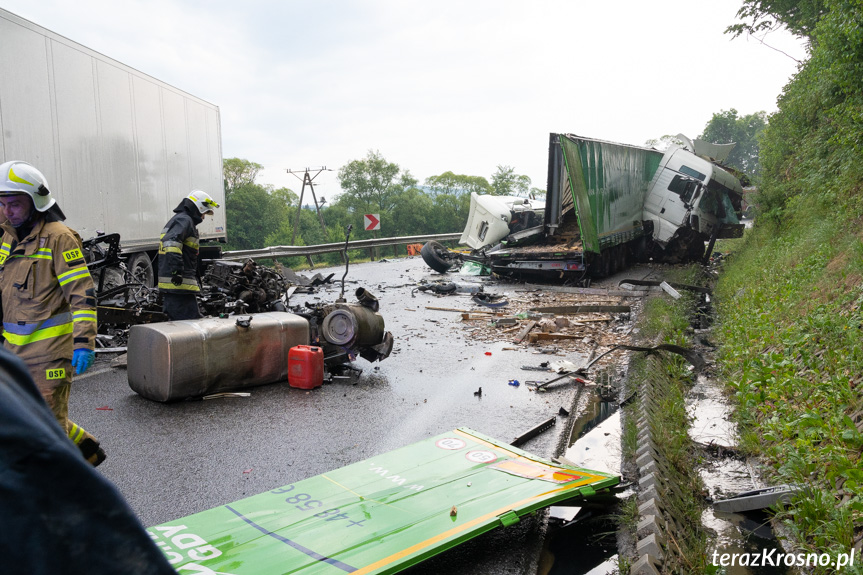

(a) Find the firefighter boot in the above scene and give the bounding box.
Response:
[77,437,107,467]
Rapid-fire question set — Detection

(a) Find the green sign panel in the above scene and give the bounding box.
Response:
[148,427,619,574]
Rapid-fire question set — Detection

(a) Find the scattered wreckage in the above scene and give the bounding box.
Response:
[422,133,745,282]
[84,231,393,401]
[147,427,620,574]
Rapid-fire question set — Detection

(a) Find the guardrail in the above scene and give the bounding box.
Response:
[221,233,462,262]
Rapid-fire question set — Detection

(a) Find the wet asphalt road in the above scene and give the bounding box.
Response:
[70,255,608,574]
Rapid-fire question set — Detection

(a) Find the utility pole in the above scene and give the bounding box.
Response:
[288,166,331,245]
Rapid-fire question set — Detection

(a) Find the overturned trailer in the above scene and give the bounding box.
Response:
[423,133,745,280]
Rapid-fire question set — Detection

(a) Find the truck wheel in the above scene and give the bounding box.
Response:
[421,241,456,273]
[127,253,155,288]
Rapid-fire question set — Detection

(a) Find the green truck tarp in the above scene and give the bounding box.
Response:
[559,134,662,253]
[148,427,619,574]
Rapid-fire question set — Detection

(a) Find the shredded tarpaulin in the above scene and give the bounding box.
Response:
[459,261,491,276]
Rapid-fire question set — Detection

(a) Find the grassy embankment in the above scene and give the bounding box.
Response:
[715,200,863,563]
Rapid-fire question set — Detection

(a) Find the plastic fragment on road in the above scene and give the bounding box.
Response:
[147,427,619,575]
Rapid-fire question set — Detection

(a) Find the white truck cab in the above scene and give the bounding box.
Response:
[643,145,743,257]
[460,193,545,249]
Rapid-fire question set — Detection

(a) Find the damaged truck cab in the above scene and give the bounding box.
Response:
[643,145,745,262]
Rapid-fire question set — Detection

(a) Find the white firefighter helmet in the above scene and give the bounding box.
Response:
[0,160,56,212]
[187,189,219,215]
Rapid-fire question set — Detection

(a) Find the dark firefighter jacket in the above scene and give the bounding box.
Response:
[0,346,177,575]
[0,217,97,364]
[158,198,203,293]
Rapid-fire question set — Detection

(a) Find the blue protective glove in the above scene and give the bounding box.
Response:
[72,348,95,375]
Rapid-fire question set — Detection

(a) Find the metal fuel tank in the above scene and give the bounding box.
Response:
[127,312,310,402]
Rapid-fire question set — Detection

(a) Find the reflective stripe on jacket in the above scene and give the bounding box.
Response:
[157,210,201,293]
[0,219,97,364]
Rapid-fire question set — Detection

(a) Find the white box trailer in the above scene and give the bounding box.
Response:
[0,8,226,285]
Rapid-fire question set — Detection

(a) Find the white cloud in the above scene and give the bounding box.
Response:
[1,0,807,197]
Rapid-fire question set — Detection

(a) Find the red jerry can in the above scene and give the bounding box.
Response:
[288,345,324,389]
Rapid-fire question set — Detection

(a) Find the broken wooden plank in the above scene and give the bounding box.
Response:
[513,320,538,344]
[461,313,496,320]
[528,332,584,343]
[522,283,644,298]
[618,278,711,294]
[530,305,631,314]
[660,281,682,299]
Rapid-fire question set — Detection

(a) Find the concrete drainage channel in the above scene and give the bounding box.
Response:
[624,295,790,574]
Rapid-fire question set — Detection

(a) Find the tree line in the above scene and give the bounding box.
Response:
[222,154,544,265]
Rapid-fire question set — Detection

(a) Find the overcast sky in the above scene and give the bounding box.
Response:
[1,1,807,198]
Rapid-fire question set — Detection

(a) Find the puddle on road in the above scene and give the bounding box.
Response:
[688,374,789,574]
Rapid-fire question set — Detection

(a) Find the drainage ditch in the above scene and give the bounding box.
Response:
[626,289,790,574]
[537,279,792,575]
[540,370,627,575]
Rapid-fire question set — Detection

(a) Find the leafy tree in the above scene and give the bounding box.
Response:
[424,171,492,197]
[726,0,827,41]
[742,0,863,220]
[529,187,546,200]
[270,186,299,210]
[699,109,768,178]
[390,188,435,236]
[430,192,471,233]
[225,183,290,250]
[337,150,418,235]
[223,158,264,191]
[491,165,531,196]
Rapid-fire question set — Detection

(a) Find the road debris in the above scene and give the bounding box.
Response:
[660,281,682,299]
[511,417,557,447]
[713,485,803,513]
[147,428,619,575]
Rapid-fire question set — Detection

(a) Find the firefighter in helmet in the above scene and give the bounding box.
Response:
[158,190,219,320]
[0,160,103,466]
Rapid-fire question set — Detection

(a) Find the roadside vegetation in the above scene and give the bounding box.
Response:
[714,0,863,564]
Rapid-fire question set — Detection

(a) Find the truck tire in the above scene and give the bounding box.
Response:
[421,241,456,274]
[127,252,155,288]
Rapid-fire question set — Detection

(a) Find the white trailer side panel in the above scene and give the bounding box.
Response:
[0,8,225,251]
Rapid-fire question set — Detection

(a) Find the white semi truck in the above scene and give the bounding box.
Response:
[0,7,226,286]
[423,133,745,279]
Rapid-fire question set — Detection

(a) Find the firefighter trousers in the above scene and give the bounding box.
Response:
[31,358,105,466]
